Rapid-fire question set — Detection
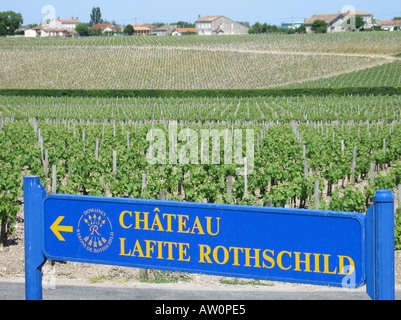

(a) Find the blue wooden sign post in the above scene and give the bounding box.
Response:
[24,176,46,300]
[23,176,395,300]
[366,190,395,300]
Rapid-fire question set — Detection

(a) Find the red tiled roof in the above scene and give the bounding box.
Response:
[197,16,223,22]
[154,25,177,31]
[377,20,401,26]
[131,23,156,29]
[345,10,371,16]
[59,19,80,23]
[133,27,151,31]
[176,28,196,33]
[305,10,372,25]
[89,24,112,30]
[304,13,342,25]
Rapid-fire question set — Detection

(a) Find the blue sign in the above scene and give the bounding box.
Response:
[23,176,395,300]
[43,194,365,288]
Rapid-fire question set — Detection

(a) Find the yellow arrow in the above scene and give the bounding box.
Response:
[50,216,73,241]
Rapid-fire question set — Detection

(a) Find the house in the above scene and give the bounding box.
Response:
[30,25,79,37]
[89,24,123,34]
[133,27,151,35]
[88,24,124,35]
[195,15,249,35]
[376,20,401,31]
[172,28,196,36]
[304,13,344,33]
[152,25,178,36]
[89,24,114,33]
[131,23,157,30]
[304,10,373,33]
[48,18,80,30]
[111,26,124,34]
[24,29,38,37]
[347,10,373,29]
[281,22,304,29]
[59,18,80,29]
[130,23,157,35]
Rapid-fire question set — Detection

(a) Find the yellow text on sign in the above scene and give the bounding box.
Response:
[119,209,221,236]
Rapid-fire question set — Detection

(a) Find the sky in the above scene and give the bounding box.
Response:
[1,0,400,26]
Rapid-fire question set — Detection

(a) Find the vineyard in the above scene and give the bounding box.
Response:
[1,32,401,251]
[2,94,401,246]
[283,59,401,88]
[0,44,384,90]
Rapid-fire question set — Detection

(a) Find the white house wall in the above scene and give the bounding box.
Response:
[196,16,249,35]
[25,30,37,37]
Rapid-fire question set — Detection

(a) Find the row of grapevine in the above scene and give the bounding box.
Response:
[1,32,400,56]
[1,94,401,122]
[0,121,42,245]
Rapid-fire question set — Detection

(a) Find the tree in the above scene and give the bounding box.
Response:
[124,24,134,35]
[75,23,89,36]
[267,24,278,32]
[295,24,306,33]
[88,28,102,36]
[0,11,23,35]
[286,28,296,34]
[344,16,365,30]
[355,16,365,29]
[248,22,261,34]
[311,19,327,33]
[24,23,38,29]
[261,23,268,33]
[174,21,195,28]
[153,22,166,28]
[90,7,102,26]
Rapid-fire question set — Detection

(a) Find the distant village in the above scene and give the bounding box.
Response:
[17,9,401,38]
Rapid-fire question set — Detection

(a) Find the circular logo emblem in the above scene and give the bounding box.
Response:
[77,208,114,253]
